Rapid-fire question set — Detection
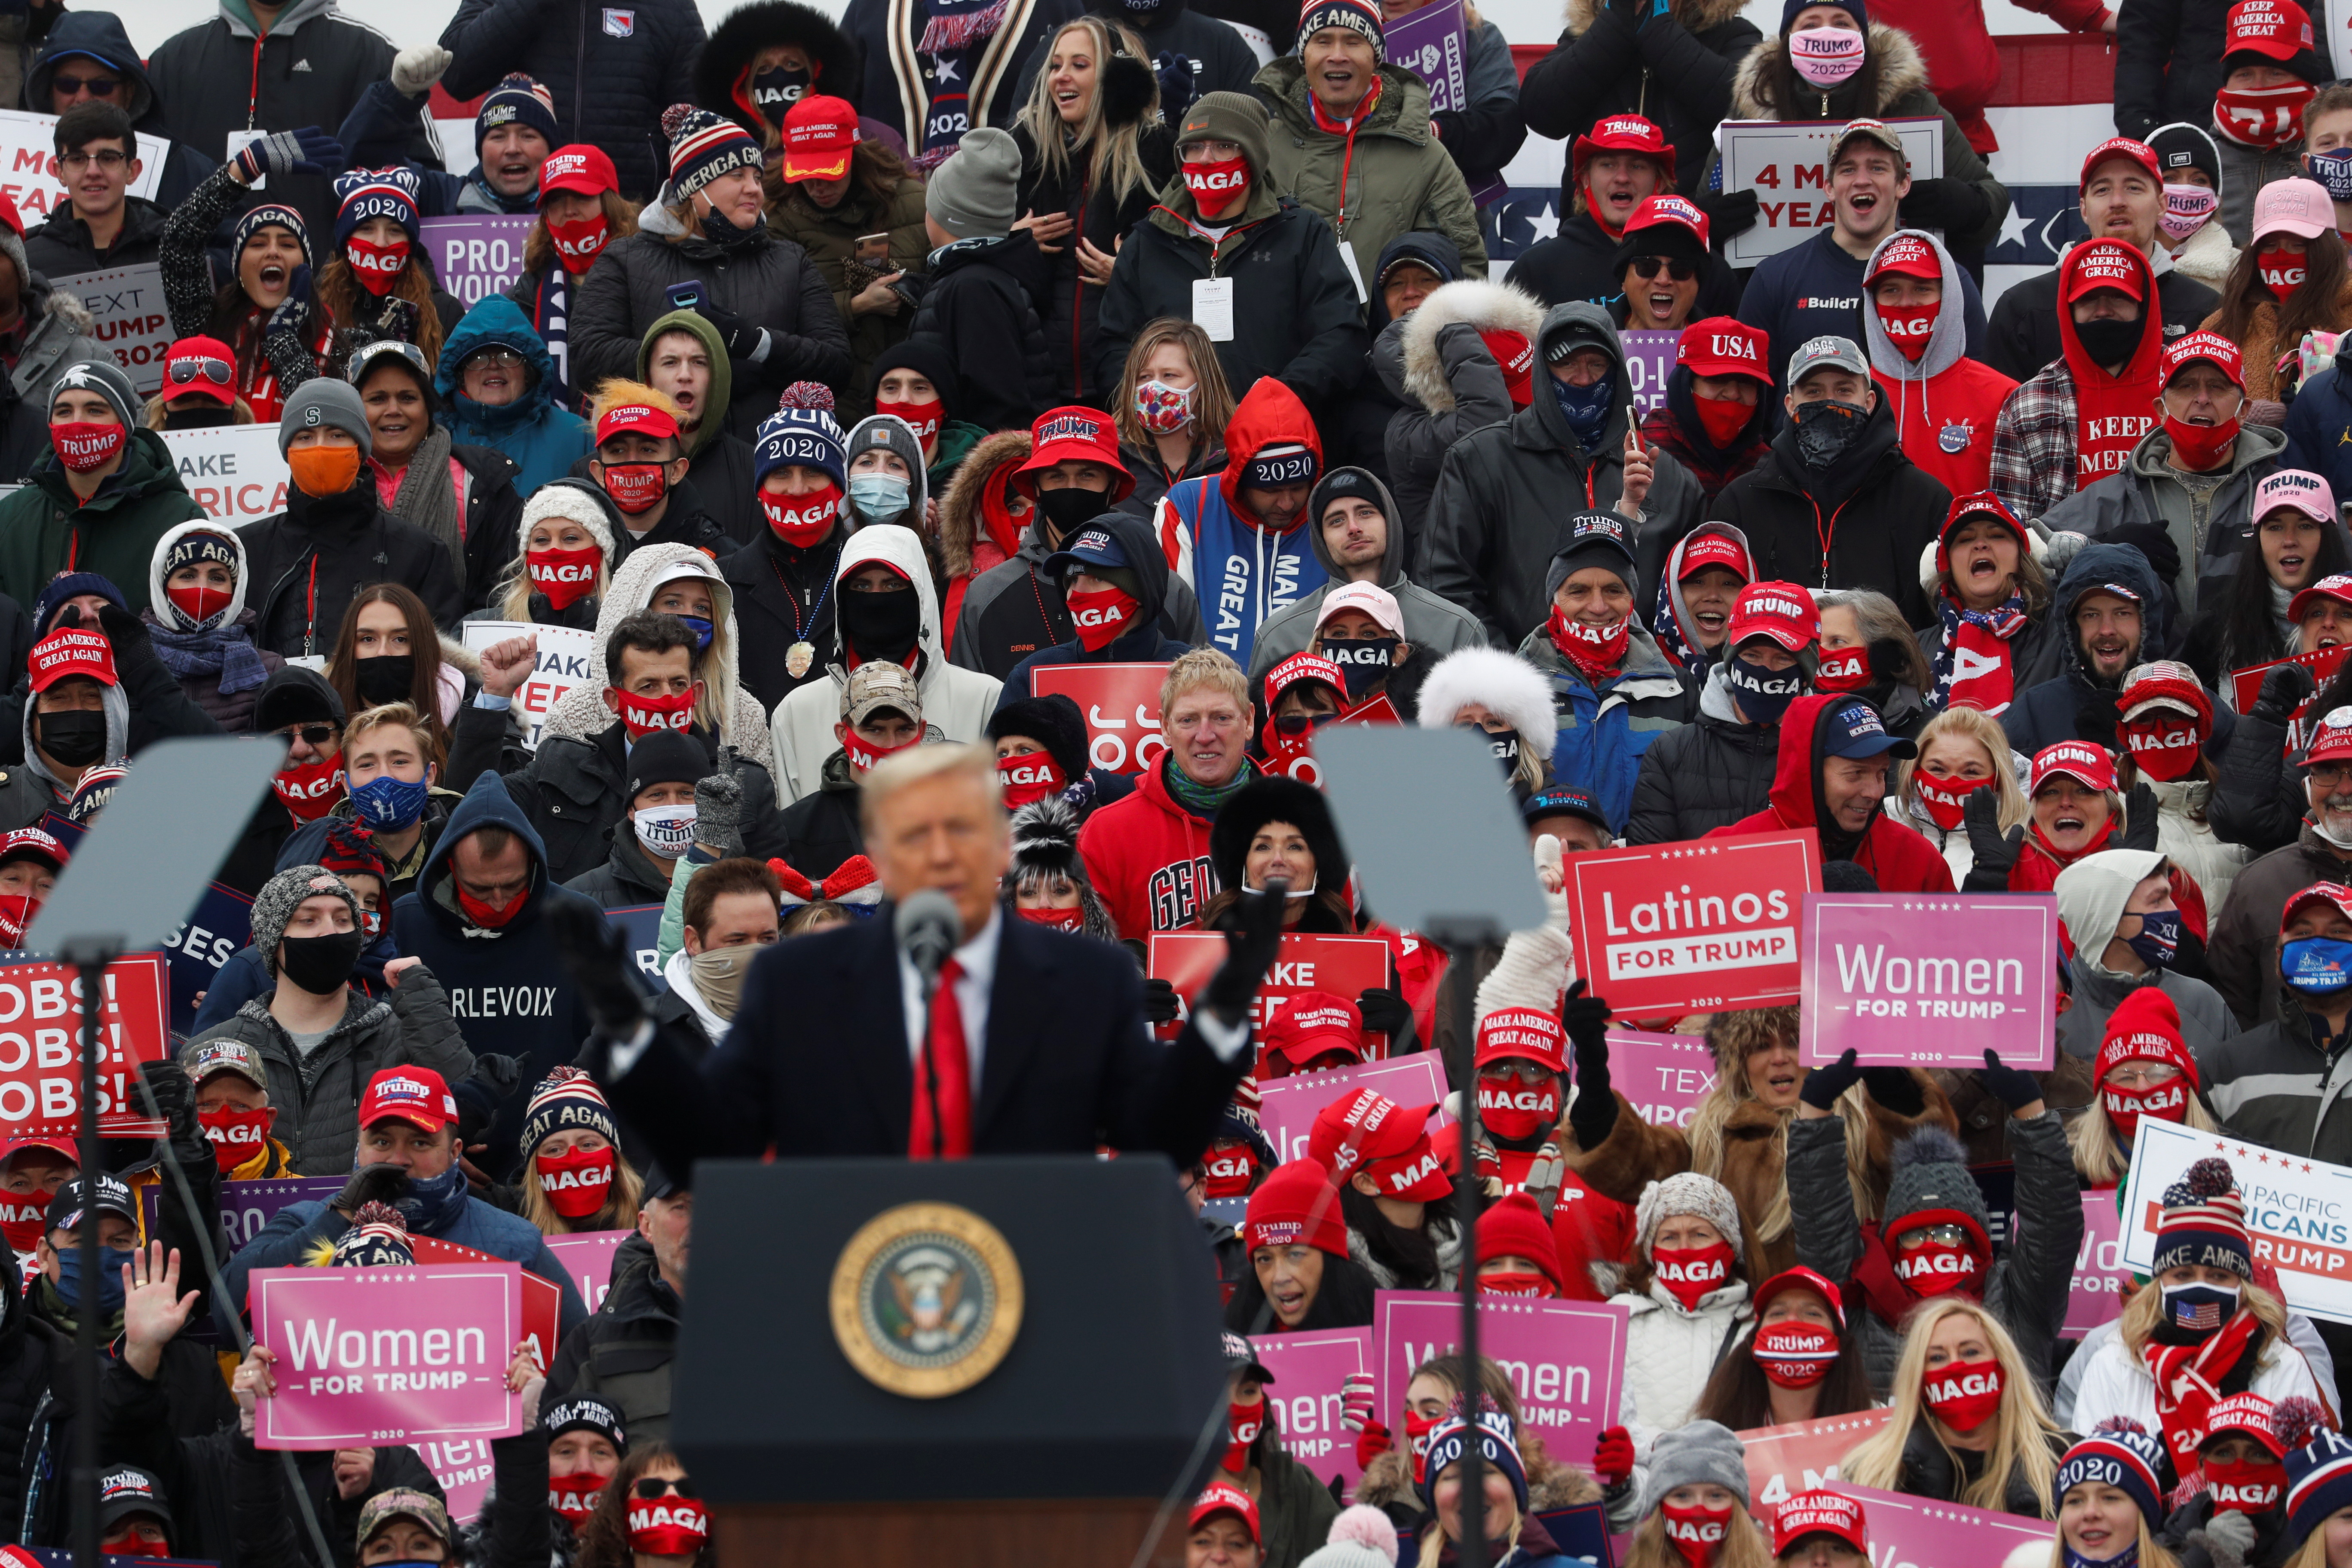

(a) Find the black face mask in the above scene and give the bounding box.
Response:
[164,405,237,429]
[278,928,365,995]
[751,65,811,126]
[354,653,415,706]
[2073,316,2143,370]
[837,586,922,665]
[1792,400,1870,469]
[1726,651,1806,724]
[1036,485,1108,539]
[37,709,106,768]
[698,202,763,251]
[1463,723,1519,777]
[1319,635,1398,701]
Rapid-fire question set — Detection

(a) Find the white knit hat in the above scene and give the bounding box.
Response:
[1298,1506,1399,1568]
[1634,1171,1743,1254]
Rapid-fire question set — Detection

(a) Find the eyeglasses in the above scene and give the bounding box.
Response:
[51,76,120,97]
[1481,1061,1553,1086]
[168,355,233,387]
[2105,1062,2180,1088]
[1629,256,1696,283]
[465,347,524,370]
[633,1477,698,1500]
[1900,1224,1971,1248]
[2312,764,2352,789]
[58,150,127,172]
[276,723,340,747]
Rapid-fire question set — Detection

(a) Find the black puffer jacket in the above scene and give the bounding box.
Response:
[546,1236,679,1444]
[1014,116,1177,407]
[1520,0,1763,202]
[906,232,1057,434]
[239,479,465,660]
[572,224,853,443]
[1624,669,1785,844]
[440,0,707,200]
[0,1246,57,1541]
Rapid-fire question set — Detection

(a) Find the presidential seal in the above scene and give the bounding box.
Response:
[830,1201,1024,1397]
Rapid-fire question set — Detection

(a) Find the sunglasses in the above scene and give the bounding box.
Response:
[1629,256,1696,283]
[633,1477,698,1500]
[51,75,120,96]
[276,723,340,747]
[1273,711,1337,736]
[168,356,233,387]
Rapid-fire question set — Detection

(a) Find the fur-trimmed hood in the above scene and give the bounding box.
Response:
[1416,646,1556,759]
[695,0,866,139]
[537,543,772,759]
[1565,0,1749,38]
[1731,21,1930,120]
[938,429,1034,581]
[1400,279,1547,416]
[1355,1438,1605,1515]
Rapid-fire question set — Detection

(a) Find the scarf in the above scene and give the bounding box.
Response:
[1930,589,2031,714]
[913,0,1014,169]
[2142,1311,2266,1468]
[2064,1547,2138,1568]
[527,270,579,410]
[384,426,465,591]
[31,1271,123,1341]
[150,612,270,693]
[1164,753,1255,819]
[2060,303,2163,493]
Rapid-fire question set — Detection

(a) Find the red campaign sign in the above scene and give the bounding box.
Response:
[252,1263,523,1449]
[0,956,170,1139]
[1032,662,1171,776]
[1253,1326,1375,1493]
[1608,1030,1717,1130]
[1826,1483,2058,1566]
[1374,1291,1629,1470]
[1737,1408,1893,1521]
[2231,643,2352,753]
[410,1233,562,1371]
[1565,831,1819,1018]
[1145,931,1393,1047]
[2066,1191,2130,1340]
[542,1229,630,1316]
[1265,694,1406,788]
[1257,1054,1453,1167]
[1799,892,2057,1070]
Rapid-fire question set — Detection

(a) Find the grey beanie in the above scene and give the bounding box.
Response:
[926,128,1021,240]
[842,413,927,522]
[49,357,138,429]
[1639,1421,1750,1515]
[249,864,361,980]
[1634,1171,1743,1255]
[277,378,374,460]
[1883,1126,1991,1239]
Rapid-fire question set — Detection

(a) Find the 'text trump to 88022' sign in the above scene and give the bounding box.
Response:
[1565,831,1819,1018]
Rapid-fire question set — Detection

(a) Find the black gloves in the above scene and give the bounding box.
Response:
[1152,50,1197,119]
[1200,879,1286,1021]
[1356,987,1412,1036]
[1693,188,1759,241]
[1977,1048,2042,1112]
[333,1162,408,1217]
[1896,177,1989,236]
[695,298,769,361]
[233,126,344,184]
[2107,521,2181,588]
[1800,1047,1861,1110]
[1962,786,2022,885]
[138,1060,208,1172]
[2121,782,2160,851]
[1859,1065,1926,1116]
[1144,977,1182,1026]
[1563,979,1617,1149]
[2255,662,2316,725]
[549,900,646,1039]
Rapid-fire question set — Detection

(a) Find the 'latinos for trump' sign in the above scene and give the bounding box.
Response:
[1799,892,2056,1069]
[1565,830,1818,1017]
[2121,1118,2352,1324]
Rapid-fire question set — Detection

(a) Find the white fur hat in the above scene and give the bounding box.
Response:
[1415,646,1555,761]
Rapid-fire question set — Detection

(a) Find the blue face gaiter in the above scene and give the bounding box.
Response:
[1550,371,1615,450]
[57,1245,133,1319]
[387,1164,468,1232]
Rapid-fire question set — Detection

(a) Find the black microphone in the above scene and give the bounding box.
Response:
[896,889,962,1159]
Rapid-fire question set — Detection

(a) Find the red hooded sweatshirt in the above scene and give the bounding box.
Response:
[1153,378,1329,666]
[1710,695,1957,894]
[1078,756,1231,939]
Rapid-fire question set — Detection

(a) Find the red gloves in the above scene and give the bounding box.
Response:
[1354,1420,1393,1472]
[1592,1425,1635,1488]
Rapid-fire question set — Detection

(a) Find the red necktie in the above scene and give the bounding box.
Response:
[910,956,972,1159]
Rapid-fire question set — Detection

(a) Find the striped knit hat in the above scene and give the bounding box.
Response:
[328,1201,413,1267]
[517,1064,620,1163]
[2285,1402,2352,1551]
[661,103,760,202]
[2151,1157,2252,1278]
[2056,1418,2167,1532]
[332,165,423,248]
[476,73,558,154]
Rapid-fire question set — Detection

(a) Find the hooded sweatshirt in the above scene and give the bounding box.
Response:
[434,297,593,499]
[999,511,1194,705]
[769,523,1005,803]
[1709,694,1957,893]
[1988,240,2167,525]
[2051,846,2239,1060]
[1862,229,2019,499]
[1153,377,1333,669]
[635,308,757,547]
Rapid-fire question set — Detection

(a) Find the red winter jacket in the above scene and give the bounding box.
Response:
[1078,758,1224,940]
[1873,356,2018,501]
[1872,0,2112,154]
[1710,695,1958,893]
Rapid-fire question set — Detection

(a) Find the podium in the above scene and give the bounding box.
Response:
[672,1156,1229,1568]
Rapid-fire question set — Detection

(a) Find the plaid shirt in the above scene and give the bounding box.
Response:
[1987,358,2079,525]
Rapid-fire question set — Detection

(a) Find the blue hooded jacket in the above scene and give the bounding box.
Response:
[391,770,607,1172]
[996,511,1193,710]
[435,297,592,497]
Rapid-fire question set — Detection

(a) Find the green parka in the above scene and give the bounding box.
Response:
[0,426,205,616]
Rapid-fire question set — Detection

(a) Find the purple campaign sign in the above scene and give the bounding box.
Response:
[145,1175,345,1259]
[1254,1327,1374,1494]
[1258,1055,1451,1166]
[1384,0,1467,114]
[419,216,536,310]
[1374,1291,1628,1470]
[1607,1030,1716,1130]
[255,1262,522,1448]
[1619,330,1682,416]
[1798,892,2056,1069]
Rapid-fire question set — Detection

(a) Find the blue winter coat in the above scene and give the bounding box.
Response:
[435,297,593,498]
[1518,620,1699,835]
[2283,365,2352,505]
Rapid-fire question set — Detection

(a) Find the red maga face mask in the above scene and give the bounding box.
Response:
[763,483,841,547]
[529,545,603,611]
[1016,904,1084,929]
[1660,1500,1735,1568]
[2205,1454,2287,1515]
[165,582,233,626]
[1923,1360,2004,1432]
[2257,243,2309,296]
[1202,1140,1257,1197]
[2103,1075,2189,1142]
[272,755,345,822]
[878,397,943,448]
[1184,156,1250,218]
[1651,1240,1735,1311]
[1877,301,1938,362]
[1477,1072,1559,1140]
[456,883,528,929]
[537,1145,616,1217]
[1912,772,1990,833]
[547,213,612,274]
[842,728,917,774]
[998,751,1066,807]
[2164,413,2242,472]
[1691,392,1753,449]
[199,1105,272,1173]
[546,1472,604,1529]
[1896,1237,1981,1295]
[2123,716,2202,781]
[345,234,409,295]
[52,421,124,473]
[1222,1399,1263,1473]
[1752,1320,1839,1387]
[616,685,697,740]
[625,1497,708,1556]
[600,461,670,515]
[1065,585,1138,652]
[1547,606,1631,671]
[0,1195,48,1255]
[1814,645,1871,693]
[1478,1269,1552,1298]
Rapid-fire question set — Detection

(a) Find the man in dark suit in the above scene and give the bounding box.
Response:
[554,744,1279,1176]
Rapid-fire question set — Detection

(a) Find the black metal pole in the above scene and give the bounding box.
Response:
[1440,924,1486,1568]
[67,948,110,1568]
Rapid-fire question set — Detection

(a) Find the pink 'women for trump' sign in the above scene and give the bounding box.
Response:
[1253,1327,1375,1493]
[1799,892,2056,1069]
[253,1263,522,1449]
[1372,1292,1628,1469]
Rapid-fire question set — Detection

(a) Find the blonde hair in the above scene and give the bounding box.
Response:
[1841,1298,2064,1519]
[2068,1085,2220,1186]
[2046,1513,2181,1568]
[1413,1498,1525,1568]
[588,379,685,447]
[1015,18,1161,211]
[859,741,1004,836]
[344,701,445,776]
[2119,1272,2288,1359]
[1160,647,1251,720]
[1690,1007,1878,1249]
[2288,1522,2347,1568]
[1898,707,2030,833]
[519,1144,646,1235]
[1618,1503,1775,1568]
[1112,318,1237,450]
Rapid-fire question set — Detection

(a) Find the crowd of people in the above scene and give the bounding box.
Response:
[7,0,2352,1562]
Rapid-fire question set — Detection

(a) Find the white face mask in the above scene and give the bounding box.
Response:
[634,803,698,858]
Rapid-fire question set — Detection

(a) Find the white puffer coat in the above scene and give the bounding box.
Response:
[1609,1277,1751,1454]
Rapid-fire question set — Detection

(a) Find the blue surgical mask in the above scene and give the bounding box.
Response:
[389,1163,468,1233]
[1726,651,1806,725]
[2125,907,2182,970]
[675,615,714,653]
[2308,149,2352,203]
[2159,1280,2241,1335]
[848,473,912,522]
[349,773,429,831]
[55,1244,133,1320]
[1550,371,1614,447]
[2282,935,2352,995]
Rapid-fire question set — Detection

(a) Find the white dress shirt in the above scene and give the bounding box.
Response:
[898,908,1002,1080]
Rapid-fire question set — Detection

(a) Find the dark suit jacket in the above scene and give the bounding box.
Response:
[609,910,1246,1173]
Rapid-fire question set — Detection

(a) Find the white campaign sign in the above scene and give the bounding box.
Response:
[53,264,170,393]
[1716,118,1945,267]
[159,423,289,525]
[2120,1117,2352,1325]
[461,621,597,750]
[0,109,165,225]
